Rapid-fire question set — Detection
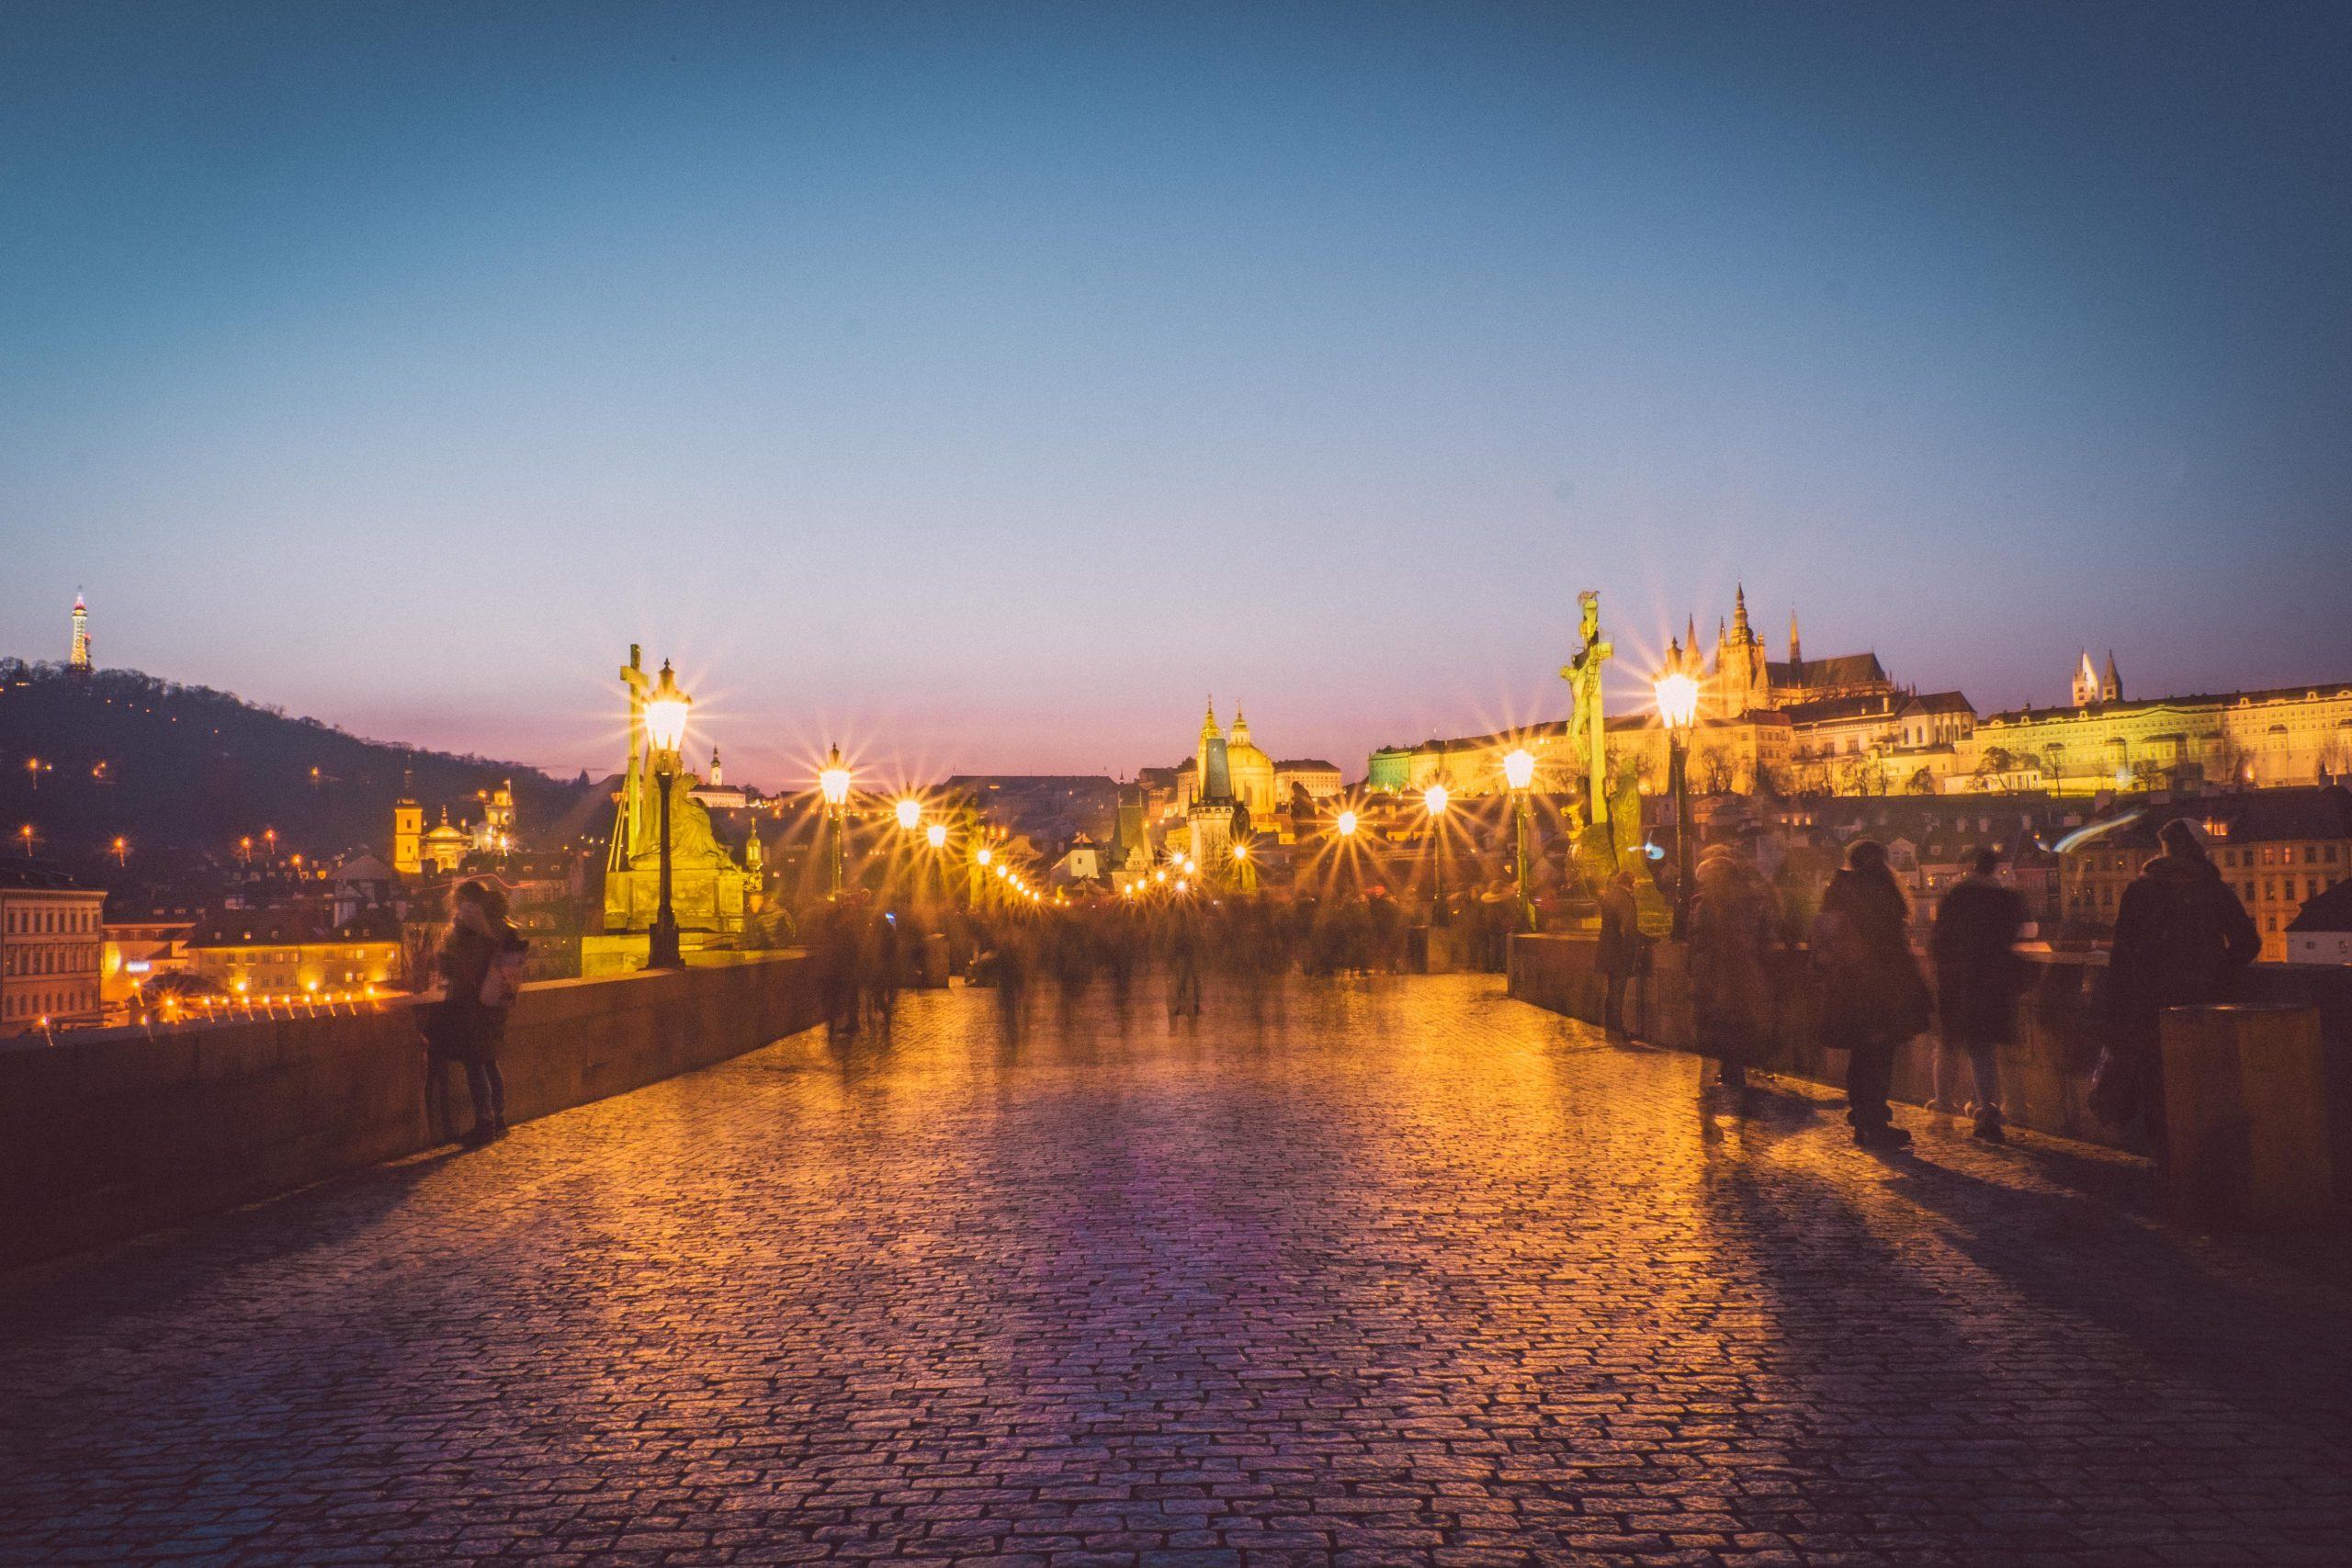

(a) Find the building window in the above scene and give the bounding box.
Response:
[2267,915,2278,932]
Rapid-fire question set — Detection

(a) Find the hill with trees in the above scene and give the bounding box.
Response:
[0,660,597,873]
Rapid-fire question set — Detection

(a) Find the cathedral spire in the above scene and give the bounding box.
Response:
[1789,607,1801,665]
[1201,696,1219,740]
[1734,582,1750,638]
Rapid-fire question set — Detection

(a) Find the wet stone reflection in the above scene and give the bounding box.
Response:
[3,974,2349,1566]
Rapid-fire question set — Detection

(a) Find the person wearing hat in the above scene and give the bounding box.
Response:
[2100,817,2259,1145]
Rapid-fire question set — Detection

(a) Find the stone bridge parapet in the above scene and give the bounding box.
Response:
[1510,931,2352,1197]
[0,952,820,1269]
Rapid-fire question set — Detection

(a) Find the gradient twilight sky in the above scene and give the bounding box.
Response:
[5,3,2349,787]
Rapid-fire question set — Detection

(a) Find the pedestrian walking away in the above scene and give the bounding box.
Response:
[1688,841,1775,1097]
[1813,840,1931,1150]
[1930,848,2032,1142]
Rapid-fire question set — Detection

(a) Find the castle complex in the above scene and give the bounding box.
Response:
[1370,587,2351,800]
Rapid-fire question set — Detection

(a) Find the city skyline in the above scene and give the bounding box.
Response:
[6,4,2351,780]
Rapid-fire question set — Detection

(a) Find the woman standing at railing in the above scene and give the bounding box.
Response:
[427,880,527,1145]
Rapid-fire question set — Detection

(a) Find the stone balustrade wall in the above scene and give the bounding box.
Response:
[0,952,820,1269]
[1509,932,2352,1194]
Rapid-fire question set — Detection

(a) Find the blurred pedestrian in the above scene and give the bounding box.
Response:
[2099,818,2259,1145]
[1596,869,1642,1035]
[1930,849,2031,1142]
[1814,840,1931,1149]
[1689,843,1775,1095]
[431,879,527,1145]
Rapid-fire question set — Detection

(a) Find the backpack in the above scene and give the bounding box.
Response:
[478,937,528,1009]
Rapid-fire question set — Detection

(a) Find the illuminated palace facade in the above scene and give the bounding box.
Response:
[1369,593,2351,800]
[1371,592,1963,797]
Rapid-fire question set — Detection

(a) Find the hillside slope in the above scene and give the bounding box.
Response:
[0,660,594,866]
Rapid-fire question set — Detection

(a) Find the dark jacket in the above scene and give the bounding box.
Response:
[425,913,525,1064]
[1814,864,1931,1052]
[2106,850,2260,1054]
[1596,882,1642,976]
[1931,874,2032,1048]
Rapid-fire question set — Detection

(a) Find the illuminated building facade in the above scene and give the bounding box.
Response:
[0,864,107,1034]
[1967,676,2352,795]
[185,906,406,998]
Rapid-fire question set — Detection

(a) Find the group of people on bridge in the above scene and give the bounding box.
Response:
[1596,821,2259,1151]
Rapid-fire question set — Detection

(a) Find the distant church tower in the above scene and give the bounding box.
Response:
[2072,650,2122,707]
[392,770,424,877]
[707,746,723,788]
[69,592,92,674]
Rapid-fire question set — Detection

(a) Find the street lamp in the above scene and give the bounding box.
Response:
[1503,748,1537,932]
[1423,783,1451,926]
[1654,668,1701,941]
[895,797,922,832]
[1231,838,1257,894]
[820,745,851,897]
[643,660,693,968]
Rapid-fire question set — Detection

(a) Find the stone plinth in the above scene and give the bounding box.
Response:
[2160,1003,2333,1231]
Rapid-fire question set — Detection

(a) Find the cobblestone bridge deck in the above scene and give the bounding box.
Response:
[4,976,2350,1566]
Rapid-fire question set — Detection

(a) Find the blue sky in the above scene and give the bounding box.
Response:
[4,2,2347,785]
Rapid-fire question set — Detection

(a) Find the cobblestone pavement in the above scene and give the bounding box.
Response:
[5,975,2352,1566]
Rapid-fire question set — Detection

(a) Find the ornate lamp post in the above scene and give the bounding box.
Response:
[1503,748,1536,932]
[973,843,992,909]
[1423,783,1451,926]
[820,745,852,898]
[643,660,693,969]
[1653,667,1701,942]
[1231,839,1256,894]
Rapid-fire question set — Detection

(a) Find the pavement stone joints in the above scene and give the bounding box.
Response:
[3,974,2350,1565]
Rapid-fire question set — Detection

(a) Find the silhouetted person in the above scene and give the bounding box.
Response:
[1595,869,1642,1035]
[435,879,526,1145]
[1930,849,2031,1142]
[864,910,901,1038]
[1165,901,1204,1019]
[2103,818,2259,1145]
[817,903,862,1042]
[1689,844,1774,1095]
[1815,840,1931,1149]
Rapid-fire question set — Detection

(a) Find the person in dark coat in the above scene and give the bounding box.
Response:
[1595,869,1642,1035]
[1930,849,2032,1142]
[1689,844,1776,1095]
[2102,818,2260,1143]
[1814,840,1931,1149]
[432,880,526,1144]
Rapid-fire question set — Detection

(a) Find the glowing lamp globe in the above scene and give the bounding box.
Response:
[644,660,692,754]
[819,744,851,807]
[1336,809,1358,838]
[1653,671,1701,732]
[895,797,922,831]
[1503,749,1536,792]
[925,822,948,850]
[1423,784,1449,818]
[977,846,993,866]
[1231,842,1249,862]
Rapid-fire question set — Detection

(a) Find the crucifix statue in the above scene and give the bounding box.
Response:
[619,643,653,859]
[1560,591,1612,826]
